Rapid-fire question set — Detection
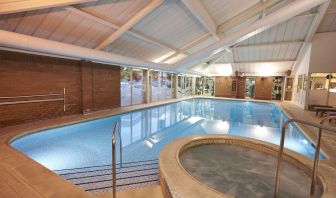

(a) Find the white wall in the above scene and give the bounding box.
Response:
[293,44,311,109]
[307,32,336,107]
[310,32,336,73]
[293,32,336,109]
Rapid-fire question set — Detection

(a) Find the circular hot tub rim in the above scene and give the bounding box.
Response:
[159,135,326,198]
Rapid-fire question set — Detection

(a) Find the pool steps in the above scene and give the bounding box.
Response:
[54,159,158,194]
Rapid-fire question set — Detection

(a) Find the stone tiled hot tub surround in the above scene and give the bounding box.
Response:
[159,135,330,198]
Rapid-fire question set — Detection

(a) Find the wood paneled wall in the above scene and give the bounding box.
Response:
[0,51,120,128]
[215,76,273,100]
[215,76,237,97]
[237,77,246,98]
[254,77,273,100]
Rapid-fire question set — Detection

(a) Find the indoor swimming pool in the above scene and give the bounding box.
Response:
[11,98,324,171]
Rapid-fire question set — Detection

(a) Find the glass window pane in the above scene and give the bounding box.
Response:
[121,68,131,106]
[196,77,203,95]
[132,69,144,105]
[177,76,182,98]
[151,71,159,102]
[310,73,328,90]
[159,72,166,101]
[330,73,336,93]
[186,77,191,96]
[166,73,172,99]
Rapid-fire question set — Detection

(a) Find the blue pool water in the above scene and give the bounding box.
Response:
[11,98,323,170]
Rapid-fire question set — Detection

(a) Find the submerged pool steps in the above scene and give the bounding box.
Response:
[54,159,158,193]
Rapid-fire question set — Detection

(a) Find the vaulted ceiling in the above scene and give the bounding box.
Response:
[0,0,334,76]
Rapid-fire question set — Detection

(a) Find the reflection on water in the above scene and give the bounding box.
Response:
[11,99,322,170]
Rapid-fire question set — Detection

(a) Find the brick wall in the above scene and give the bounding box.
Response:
[0,51,120,128]
[92,63,120,111]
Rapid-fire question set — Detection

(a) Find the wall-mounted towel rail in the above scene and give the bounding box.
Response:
[0,88,66,111]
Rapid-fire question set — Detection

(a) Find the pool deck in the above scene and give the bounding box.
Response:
[0,96,335,197]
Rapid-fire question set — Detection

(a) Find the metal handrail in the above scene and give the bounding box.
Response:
[0,88,66,112]
[112,122,122,198]
[274,116,336,198]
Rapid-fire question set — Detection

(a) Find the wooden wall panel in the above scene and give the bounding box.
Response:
[0,51,121,128]
[215,76,237,97]
[255,77,273,100]
[237,77,246,98]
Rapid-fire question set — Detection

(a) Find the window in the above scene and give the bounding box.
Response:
[166,73,173,99]
[151,71,160,102]
[194,77,214,96]
[303,75,308,90]
[203,77,215,96]
[330,73,336,93]
[177,75,195,98]
[177,76,183,98]
[310,73,329,90]
[132,69,145,105]
[185,77,191,96]
[150,71,175,102]
[297,75,303,93]
[231,80,237,92]
[121,67,145,106]
[121,68,132,106]
[195,77,204,95]
[159,72,165,101]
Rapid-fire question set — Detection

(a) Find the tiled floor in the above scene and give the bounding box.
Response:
[99,185,164,198]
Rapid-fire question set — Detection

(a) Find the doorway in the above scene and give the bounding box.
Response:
[245,77,256,99]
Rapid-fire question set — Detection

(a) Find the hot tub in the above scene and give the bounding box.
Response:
[159,135,325,198]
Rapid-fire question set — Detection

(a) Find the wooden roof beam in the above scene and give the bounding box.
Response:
[159,33,212,63]
[164,0,280,65]
[0,0,95,15]
[236,40,304,48]
[181,0,219,40]
[292,1,330,73]
[95,0,163,50]
[66,6,178,51]
[218,0,280,34]
[175,0,329,71]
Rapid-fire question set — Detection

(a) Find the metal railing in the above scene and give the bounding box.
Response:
[274,116,336,198]
[112,122,122,198]
[0,88,66,111]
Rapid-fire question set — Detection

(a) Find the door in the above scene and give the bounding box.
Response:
[245,77,256,99]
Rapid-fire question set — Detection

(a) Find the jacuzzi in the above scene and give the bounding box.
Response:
[159,135,325,198]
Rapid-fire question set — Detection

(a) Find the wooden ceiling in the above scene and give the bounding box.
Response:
[0,0,333,75]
